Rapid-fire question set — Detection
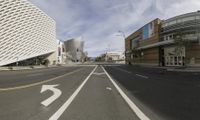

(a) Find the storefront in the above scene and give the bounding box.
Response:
[164,46,185,66]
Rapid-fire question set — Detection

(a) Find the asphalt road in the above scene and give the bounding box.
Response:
[0,64,200,120]
[104,65,200,120]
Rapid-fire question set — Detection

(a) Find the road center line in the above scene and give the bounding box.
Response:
[135,74,149,79]
[49,65,97,120]
[102,66,150,120]
[0,68,84,92]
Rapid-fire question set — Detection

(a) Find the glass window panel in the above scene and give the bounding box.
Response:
[196,16,200,19]
[177,19,182,23]
[169,20,176,25]
[182,16,195,22]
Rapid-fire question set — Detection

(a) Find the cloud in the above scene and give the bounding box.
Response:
[29,0,200,57]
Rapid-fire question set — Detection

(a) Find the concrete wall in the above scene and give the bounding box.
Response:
[130,48,159,65]
[46,52,57,65]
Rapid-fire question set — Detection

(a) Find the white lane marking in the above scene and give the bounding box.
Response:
[93,72,105,75]
[113,67,132,74]
[135,74,149,79]
[102,66,150,120]
[26,73,43,77]
[106,87,112,91]
[49,66,97,120]
[103,65,121,66]
[40,84,62,107]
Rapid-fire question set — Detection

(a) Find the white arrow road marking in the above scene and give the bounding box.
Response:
[40,84,62,107]
[93,72,105,75]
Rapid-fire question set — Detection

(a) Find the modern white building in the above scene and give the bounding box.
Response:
[0,0,57,66]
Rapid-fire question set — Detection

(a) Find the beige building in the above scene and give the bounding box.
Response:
[105,51,125,62]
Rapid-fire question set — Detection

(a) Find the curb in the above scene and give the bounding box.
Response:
[167,69,200,72]
[0,66,57,71]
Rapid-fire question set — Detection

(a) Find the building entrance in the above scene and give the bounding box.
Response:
[164,46,185,66]
[165,56,185,66]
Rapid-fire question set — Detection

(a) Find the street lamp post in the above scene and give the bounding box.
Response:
[116,30,126,52]
[116,30,127,64]
[118,30,126,39]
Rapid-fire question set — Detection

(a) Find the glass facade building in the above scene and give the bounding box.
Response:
[125,11,200,66]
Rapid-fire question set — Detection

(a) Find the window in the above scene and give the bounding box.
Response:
[131,36,140,49]
[182,16,195,22]
[168,20,176,25]
[176,19,182,23]
[196,16,200,19]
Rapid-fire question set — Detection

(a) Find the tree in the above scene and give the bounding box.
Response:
[95,56,102,62]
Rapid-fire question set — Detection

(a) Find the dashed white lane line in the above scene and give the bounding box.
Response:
[93,72,106,75]
[102,66,150,120]
[49,66,98,120]
[113,67,132,74]
[135,74,149,79]
[26,73,43,77]
[106,87,112,91]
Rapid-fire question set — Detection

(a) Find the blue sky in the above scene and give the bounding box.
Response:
[29,0,200,57]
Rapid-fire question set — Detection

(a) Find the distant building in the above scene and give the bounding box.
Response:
[57,40,66,64]
[105,51,125,62]
[125,11,200,66]
[63,37,86,62]
[0,0,57,66]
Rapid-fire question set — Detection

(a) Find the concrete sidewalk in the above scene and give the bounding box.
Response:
[0,65,57,71]
[129,64,200,72]
[0,64,96,71]
[166,66,200,72]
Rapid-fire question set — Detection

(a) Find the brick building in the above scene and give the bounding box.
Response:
[125,18,161,65]
[125,11,200,66]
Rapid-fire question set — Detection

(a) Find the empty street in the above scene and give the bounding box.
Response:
[0,65,200,120]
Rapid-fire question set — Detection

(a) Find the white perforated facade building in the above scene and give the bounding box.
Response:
[0,0,57,66]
